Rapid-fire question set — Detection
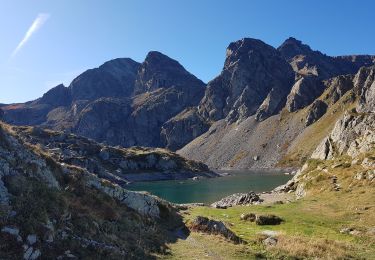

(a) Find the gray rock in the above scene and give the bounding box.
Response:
[361,158,375,168]
[240,213,256,222]
[305,100,328,126]
[24,246,34,260]
[29,249,41,260]
[286,75,325,112]
[70,58,139,101]
[356,66,375,113]
[211,191,262,208]
[263,236,278,246]
[0,179,9,205]
[161,107,210,150]
[99,147,110,161]
[260,230,279,237]
[311,137,334,160]
[26,234,37,245]
[189,216,243,244]
[322,74,354,105]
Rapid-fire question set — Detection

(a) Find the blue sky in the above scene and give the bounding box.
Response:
[1,0,375,104]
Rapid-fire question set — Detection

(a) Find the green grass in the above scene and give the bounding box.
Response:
[162,194,374,259]
[161,159,375,260]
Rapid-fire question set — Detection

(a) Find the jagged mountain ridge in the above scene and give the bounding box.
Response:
[167,37,375,151]
[2,51,205,148]
[2,37,375,168]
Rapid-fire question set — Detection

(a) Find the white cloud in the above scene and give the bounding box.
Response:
[11,13,50,58]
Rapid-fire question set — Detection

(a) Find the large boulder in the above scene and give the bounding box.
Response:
[189,216,243,244]
[255,214,283,225]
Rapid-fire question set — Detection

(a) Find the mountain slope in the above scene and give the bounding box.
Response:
[179,64,375,170]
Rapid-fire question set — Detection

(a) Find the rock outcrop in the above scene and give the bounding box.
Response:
[211,191,262,208]
[305,100,328,126]
[134,51,204,95]
[355,66,375,113]
[312,67,375,159]
[10,124,214,183]
[321,74,354,105]
[286,76,325,112]
[189,216,243,244]
[160,107,210,150]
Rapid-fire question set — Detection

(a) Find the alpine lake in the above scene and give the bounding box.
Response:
[127,169,292,204]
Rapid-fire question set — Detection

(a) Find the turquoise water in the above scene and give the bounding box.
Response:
[126,170,291,204]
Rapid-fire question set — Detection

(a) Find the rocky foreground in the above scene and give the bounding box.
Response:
[0,121,216,259]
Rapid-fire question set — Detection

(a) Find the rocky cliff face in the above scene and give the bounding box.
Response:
[279,67,375,202]
[180,41,375,169]
[198,38,294,123]
[165,38,296,150]
[285,75,325,112]
[160,107,210,150]
[312,66,375,160]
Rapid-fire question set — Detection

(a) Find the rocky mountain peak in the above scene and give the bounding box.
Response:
[134,51,205,95]
[225,38,281,69]
[199,37,294,122]
[99,57,140,79]
[277,37,314,60]
[38,83,71,107]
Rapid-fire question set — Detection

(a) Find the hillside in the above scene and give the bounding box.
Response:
[0,121,196,259]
